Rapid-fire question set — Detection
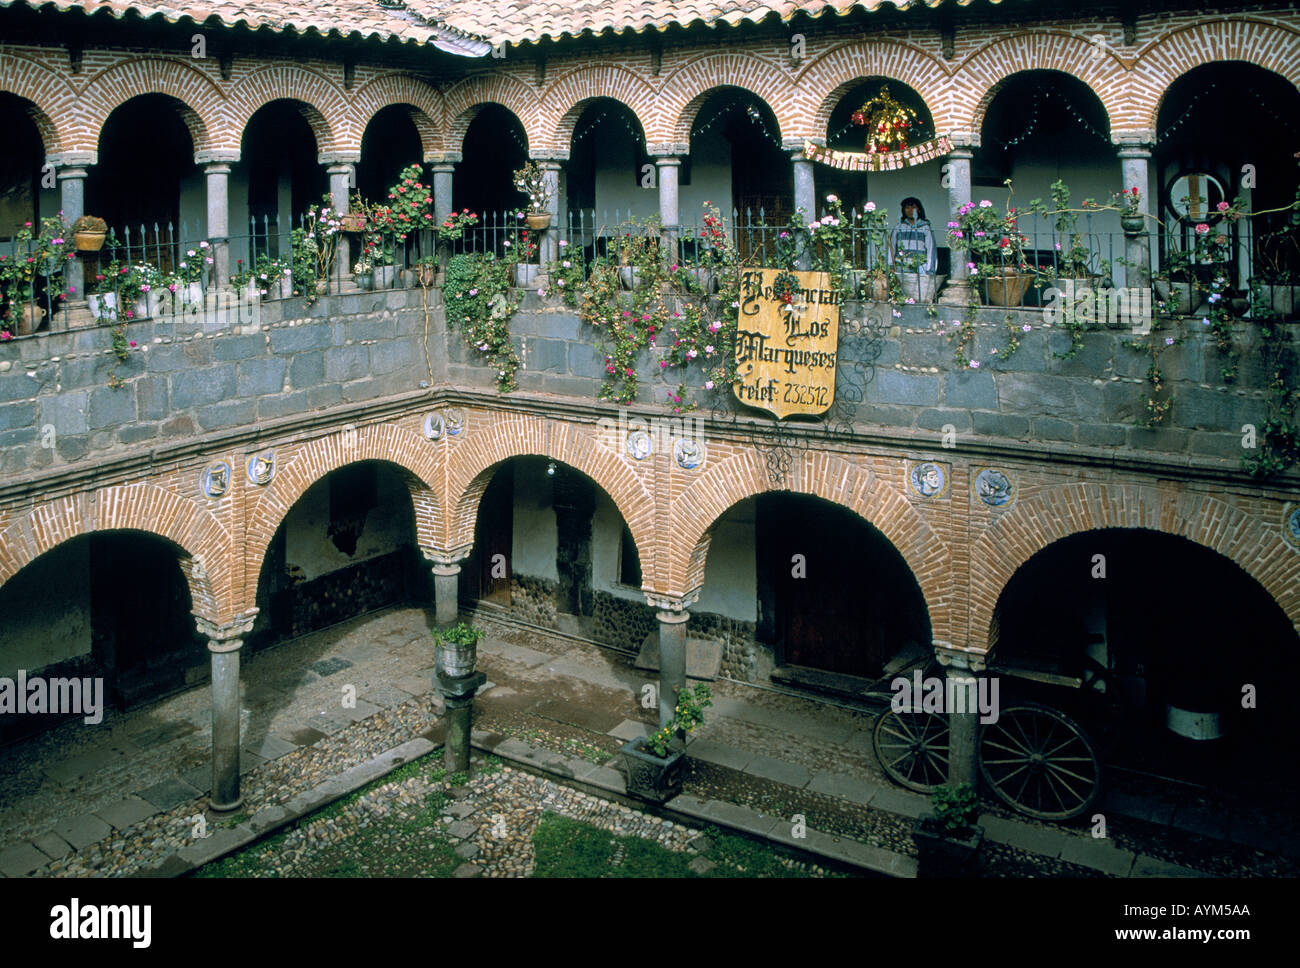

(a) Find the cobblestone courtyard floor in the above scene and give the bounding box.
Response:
[1,603,1297,878]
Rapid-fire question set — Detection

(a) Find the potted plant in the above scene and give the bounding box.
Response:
[168,243,209,312]
[1114,186,1146,236]
[253,254,294,300]
[506,210,541,287]
[912,782,984,877]
[513,160,553,229]
[896,249,945,304]
[620,682,712,803]
[376,164,434,244]
[853,201,895,301]
[433,622,481,679]
[0,216,72,333]
[352,250,375,290]
[1029,181,1101,294]
[950,194,1034,307]
[72,215,108,252]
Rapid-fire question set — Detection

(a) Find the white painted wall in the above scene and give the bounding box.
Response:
[0,539,92,676]
[511,460,559,581]
[283,466,416,582]
[694,497,757,621]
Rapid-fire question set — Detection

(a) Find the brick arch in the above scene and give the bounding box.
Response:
[0,52,79,153]
[655,53,790,146]
[796,40,952,139]
[0,485,229,622]
[441,74,541,154]
[537,67,657,152]
[352,73,446,159]
[228,65,350,154]
[954,33,1123,140]
[242,423,444,607]
[970,482,1300,648]
[1132,18,1300,136]
[442,413,655,579]
[81,58,225,154]
[671,451,949,641]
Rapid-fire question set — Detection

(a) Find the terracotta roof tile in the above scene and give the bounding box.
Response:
[2,0,1008,48]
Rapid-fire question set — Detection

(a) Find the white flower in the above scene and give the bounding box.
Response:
[826,194,838,203]
[562,260,571,268]
[686,349,697,359]
[704,344,715,354]
[865,202,876,212]
[199,241,210,248]
[705,380,715,390]
[979,200,993,208]
[559,240,568,247]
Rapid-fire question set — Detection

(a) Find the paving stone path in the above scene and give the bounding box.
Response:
[1,604,1296,878]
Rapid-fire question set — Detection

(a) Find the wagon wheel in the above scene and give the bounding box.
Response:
[873,707,950,793]
[980,702,1103,821]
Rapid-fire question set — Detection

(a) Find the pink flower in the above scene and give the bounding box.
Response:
[1195,223,1209,235]
[969,360,980,368]
[129,340,137,347]
[1216,201,1229,212]
[659,360,668,368]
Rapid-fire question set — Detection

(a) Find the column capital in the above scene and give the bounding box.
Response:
[431,563,462,578]
[529,149,570,162]
[56,166,89,182]
[784,137,823,153]
[425,151,463,165]
[653,156,681,168]
[1112,132,1155,154]
[1115,144,1154,160]
[46,150,97,168]
[646,142,689,157]
[196,610,259,653]
[645,589,698,612]
[536,160,564,173]
[944,130,981,150]
[203,163,233,176]
[194,149,241,165]
[318,151,361,166]
[933,640,987,673]
[422,546,472,567]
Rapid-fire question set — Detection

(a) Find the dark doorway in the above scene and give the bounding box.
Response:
[0,94,43,240]
[240,101,327,261]
[461,464,514,605]
[553,464,596,617]
[453,104,528,220]
[756,492,929,680]
[86,94,196,270]
[357,105,423,207]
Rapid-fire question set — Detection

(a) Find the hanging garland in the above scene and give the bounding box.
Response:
[851,85,918,154]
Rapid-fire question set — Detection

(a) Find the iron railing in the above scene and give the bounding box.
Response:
[3,206,1296,340]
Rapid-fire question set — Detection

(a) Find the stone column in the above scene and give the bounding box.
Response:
[936,644,985,790]
[537,159,563,268]
[939,144,975,305]
[656,609,689,737]
[1117,144,1153,291]
[56,163,88,304]
[196,611,258,813]
[204,163,232,288]
[655,156,681,263]
[428,152,460,267]
[432,563,461,628]
[320,153,358,285]
[790,148,816,270]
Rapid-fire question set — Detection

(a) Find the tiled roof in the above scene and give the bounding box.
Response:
[422,1,979,46]
[0,0,440,44]
[2,0,1005,48]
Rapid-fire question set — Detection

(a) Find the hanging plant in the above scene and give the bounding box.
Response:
[850,84,918,155]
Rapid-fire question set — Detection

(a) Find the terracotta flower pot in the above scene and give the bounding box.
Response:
[980,269,1033,307]
[14,301,45,336]
[525,212,552,230]
[73,231,106,252]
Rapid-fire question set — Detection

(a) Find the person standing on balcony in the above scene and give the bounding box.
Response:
[889,197,937,274]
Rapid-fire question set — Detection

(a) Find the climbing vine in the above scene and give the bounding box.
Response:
[444,253,521,391]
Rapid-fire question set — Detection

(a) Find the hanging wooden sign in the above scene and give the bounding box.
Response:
[803,136,953,172]
[733,268,840,419]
